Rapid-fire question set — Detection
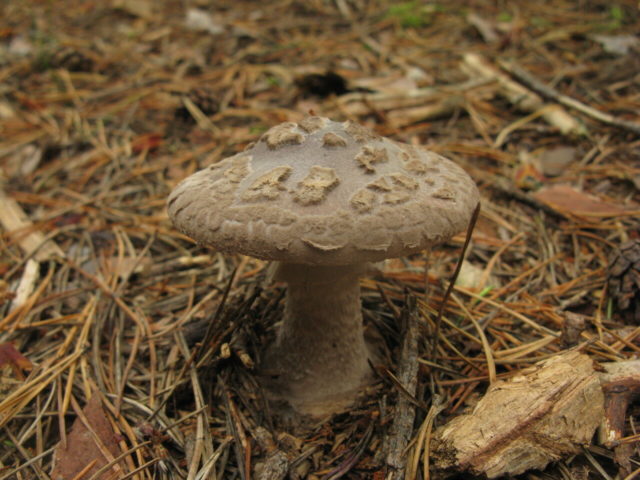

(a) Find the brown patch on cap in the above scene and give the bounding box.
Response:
[298,116,327,133]
[383,191,412,205]
[366,177,392,192]
[390,173,418,190]
[344,121,378,143]
[242,166,292,201]
[355,146,388,173]
[350,188,376,213]
[442,175,462,185]
[223,156,252,183]
[379,173,419,205]
[293,166,340,205]
[432,187,456,200]
[402,156,430,175]
[261,122,304,149]
[322,132,347,148]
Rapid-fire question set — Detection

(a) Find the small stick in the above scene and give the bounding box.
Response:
[462,53,586,136]
[599,360,640,447]
[0,187,64,262]
[8,258,39,313]
[384,295,421,478]
[430,202,481,354]
[499,60,640,135]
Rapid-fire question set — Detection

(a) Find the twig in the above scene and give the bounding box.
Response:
[2,426,49,480]
[323,420,375,480]
[430,202,481,354]
[462,53,586,136]
[499,60,640,135]
[332,80,491,128]
[384,294,421,479]
[0,186,64,262]
[450,294,496,384]
[406,395,446,480]
[0,446,55,480]
[221,376,248,480]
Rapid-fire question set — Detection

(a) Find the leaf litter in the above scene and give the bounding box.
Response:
[0,0,639,479]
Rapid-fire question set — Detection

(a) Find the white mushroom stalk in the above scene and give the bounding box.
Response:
[167,116,479,416]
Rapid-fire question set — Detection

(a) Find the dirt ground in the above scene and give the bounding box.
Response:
[1,1,639,479]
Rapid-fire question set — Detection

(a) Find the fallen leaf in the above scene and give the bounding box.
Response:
[534,146,576,177]
[112,0,153,19]
[0,101,15,119]
[0,343,30,403]
[591,34,640,56]
[455,260,501,291]
[0,343,32,375]
[131,132,163,153]
[51,395,125,480]
[101,256,152,279]
[533,184,635,218]
[185,8,225,35]
[8,36,33,56]
[467,12,500,43]
[513,162,545,190]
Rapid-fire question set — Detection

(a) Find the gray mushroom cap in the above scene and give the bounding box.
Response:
[167,116,479,265]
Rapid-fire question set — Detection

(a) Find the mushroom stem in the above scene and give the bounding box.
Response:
[263,262,371,414]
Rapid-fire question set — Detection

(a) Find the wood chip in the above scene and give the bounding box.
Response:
[0,187,64,262]
[432,351,604,478]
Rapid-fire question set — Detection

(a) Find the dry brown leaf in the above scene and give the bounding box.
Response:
[534,146,576,177]
[0,343,32,374]
[111,0,153,19]
[591,34,640,56]
[51,395,125,480]
[533,184,635,218]
[0,343,31,402]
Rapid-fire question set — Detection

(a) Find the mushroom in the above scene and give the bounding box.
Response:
[167,116,479,415]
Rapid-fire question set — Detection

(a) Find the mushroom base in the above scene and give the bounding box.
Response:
[260,262,372,417]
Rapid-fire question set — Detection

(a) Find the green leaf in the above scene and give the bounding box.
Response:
[497,11,512,22]
[386,1,437,29]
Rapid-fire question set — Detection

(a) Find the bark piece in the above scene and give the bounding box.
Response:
[599,359,640,447]
[432,351,604,478]
[384,296,420,478]
[253,426,290,480]
[598,360,640,475]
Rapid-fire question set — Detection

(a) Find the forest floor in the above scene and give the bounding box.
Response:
[1,1,639,479]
